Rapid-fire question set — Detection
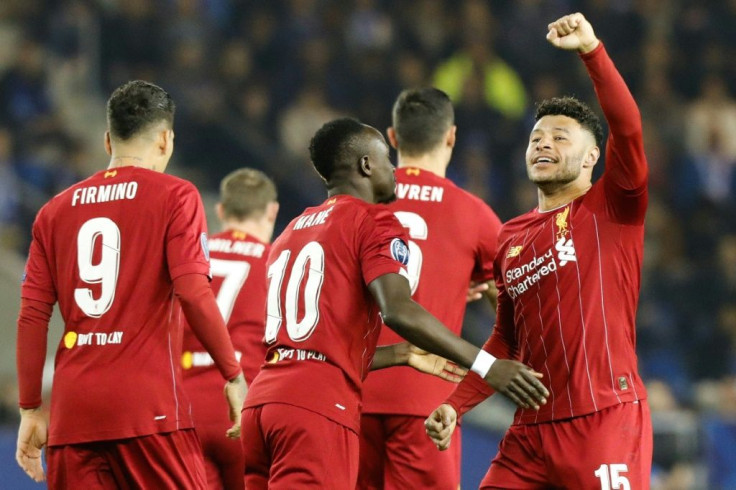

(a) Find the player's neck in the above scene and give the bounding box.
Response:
[536,182,592,211]
[108,154,162,172]
[397,152,448,178]
[221,218,271,243]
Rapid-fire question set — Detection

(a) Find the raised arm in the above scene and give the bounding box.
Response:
[548,13,647,195]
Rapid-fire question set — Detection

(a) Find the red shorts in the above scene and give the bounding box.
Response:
[242,403,359,489]
[358,414,461,490]
[46,429,207,489]
[481,401,652,489]
[186,370,244,490]
[196,422,244,490]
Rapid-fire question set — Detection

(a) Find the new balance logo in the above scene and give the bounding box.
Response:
[555,237,577,266]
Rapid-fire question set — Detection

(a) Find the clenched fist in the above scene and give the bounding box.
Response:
[424,404,458,451]
[546,13,599,54]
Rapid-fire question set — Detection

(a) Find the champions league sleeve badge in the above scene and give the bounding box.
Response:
[390,238,410,266]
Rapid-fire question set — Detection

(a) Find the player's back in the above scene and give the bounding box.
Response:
[362,167,501,416]
[182,230,270,385]
[25,166,210,445]
[244,195,409,432]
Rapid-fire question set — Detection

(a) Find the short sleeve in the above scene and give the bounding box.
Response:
[357,207,411,285]
[166,182,211,280]
[21,209,57,305]
[471,200,502,284]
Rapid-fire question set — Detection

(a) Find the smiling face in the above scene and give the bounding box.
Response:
[525,114,597,188]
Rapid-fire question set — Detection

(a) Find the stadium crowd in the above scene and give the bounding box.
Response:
[1,0,735,487]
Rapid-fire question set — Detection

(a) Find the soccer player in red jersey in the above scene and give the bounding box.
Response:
[241,117,548,489]
[15,80,246,489]
[181,168,278,490]
[359,87,503,490]
[425,13,653,489]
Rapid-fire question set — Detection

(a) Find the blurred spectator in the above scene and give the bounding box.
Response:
[0,37,57,136]
[0,127,21,249]
[678,74,736,207]
[345,0,393,53]
[433,1,527,120]
[279,84,342,160]
[701,377,736,489]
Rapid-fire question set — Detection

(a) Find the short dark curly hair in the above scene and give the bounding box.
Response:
[309,118,367,182]
[535,96,603,147]
[106,80,175,140]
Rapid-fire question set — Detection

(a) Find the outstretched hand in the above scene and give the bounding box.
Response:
[424,404,458,451]
[407,344,467,383]
[484,359,549,410]
[546,13,599,54]
[16,408,47,483]
[224,373,247,439]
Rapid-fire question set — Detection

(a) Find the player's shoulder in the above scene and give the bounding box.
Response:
[499,208,538,236]
[150,170,198,193]
[37,172,101,216]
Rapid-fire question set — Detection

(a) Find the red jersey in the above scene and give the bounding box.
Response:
[182,231,269,385]
[21,166,211,445]
[362,168,502,416]
[243,195,410,432]
[182,231,269,429]
[447,44,648,425]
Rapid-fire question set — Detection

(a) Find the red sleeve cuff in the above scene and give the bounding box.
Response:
[445,371,494,417]
[578,41,605,61]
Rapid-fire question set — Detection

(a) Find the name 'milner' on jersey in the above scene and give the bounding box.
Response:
[244,195,411,433]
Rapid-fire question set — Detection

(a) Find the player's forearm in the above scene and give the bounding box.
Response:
[582,43,647,188]
[174,273,242,381]
[446,370,495,417]
[582,43,641,137]
[382,300,478,369]
[445,335,500,415]
[370,343,410,371]
[17,298,52,409]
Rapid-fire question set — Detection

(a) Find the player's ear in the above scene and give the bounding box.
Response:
[386,127,399,150]
[359,155,372,176]
[266,201,279,223]
[446,125,457,148]
[104,131,112,156]
[583,145,600,169]
[159,129,174,156]
[215,202,225,221]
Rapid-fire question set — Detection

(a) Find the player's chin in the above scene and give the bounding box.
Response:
[378,192,397,205]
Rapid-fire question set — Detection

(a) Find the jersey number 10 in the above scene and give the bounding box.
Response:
[264,241,325,344]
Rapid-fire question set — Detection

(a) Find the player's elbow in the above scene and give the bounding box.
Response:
[380,301,418,334]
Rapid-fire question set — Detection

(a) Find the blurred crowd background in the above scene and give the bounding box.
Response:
[0,0,735,488]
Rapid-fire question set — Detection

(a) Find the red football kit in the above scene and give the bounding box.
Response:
[242,195,410,489]
[18,166,240,488]
[445,44,653,489]
[359,167,502,489]
[182,230,269,490]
